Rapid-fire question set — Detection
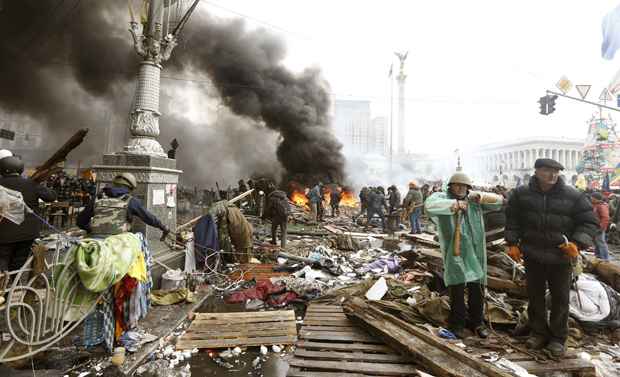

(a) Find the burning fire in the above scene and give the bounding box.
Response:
[286,181,359,209]
[340,189,359,208]
[290,190,310,207]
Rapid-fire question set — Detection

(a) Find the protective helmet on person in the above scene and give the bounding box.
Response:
[112,172,138,190]
[448,172,473,187]
[0,156,24,176]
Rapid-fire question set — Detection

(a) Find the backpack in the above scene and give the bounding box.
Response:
[90,194,132,235]
[268,190,290,219]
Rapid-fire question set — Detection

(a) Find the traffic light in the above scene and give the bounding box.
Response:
[547,95,557,114]
[538,94,557,115]
[538,96,549,115]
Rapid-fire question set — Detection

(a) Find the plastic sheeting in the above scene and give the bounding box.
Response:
[569,274,611,322]
[0,184,25,225]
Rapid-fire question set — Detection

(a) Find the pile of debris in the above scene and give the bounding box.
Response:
[163,193,620,377]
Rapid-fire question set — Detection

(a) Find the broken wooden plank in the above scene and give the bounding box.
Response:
[403,233,440,247]
[287,367,375,377]
[303,315,349,322]
[515,359,596,377]
[301,325,357,332]
[294,349,410,363]
[302,319,352,327]
[296,340,392,353]
[344,297,513,377]
[288,359,418,376]
[323,225,344,234]
[192,312,296,323]
[305,306,344,313]
[176,335,297,350]
[299,329,380,343]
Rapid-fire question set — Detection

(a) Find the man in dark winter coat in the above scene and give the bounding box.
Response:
[0,156,56,271]
[264,188,290,248]
[387,185,401,214]
[366,188,387,230]
[330,187,342,217]
[505,158,598,357]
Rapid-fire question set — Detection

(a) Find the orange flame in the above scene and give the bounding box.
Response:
[340,189,359,207]
[290,190,309,207]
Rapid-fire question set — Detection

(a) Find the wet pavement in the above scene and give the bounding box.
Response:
[189,348,290,377]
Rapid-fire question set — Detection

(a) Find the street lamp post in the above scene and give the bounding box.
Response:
[94,0,198,262]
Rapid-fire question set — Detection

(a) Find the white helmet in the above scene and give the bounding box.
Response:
[0,149,13,160]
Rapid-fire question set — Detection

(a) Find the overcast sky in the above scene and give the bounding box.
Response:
[202,0,620,155]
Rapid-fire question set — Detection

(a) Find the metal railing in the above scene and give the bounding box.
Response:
[0,242,101,362]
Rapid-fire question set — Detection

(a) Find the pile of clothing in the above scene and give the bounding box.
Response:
[55,232,153,352]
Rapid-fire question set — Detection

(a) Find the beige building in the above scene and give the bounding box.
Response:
[466,137,584,185]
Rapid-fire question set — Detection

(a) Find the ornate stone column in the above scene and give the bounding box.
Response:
[94,0,185,274]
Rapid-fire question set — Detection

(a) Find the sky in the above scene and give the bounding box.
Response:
[200,0,620,156]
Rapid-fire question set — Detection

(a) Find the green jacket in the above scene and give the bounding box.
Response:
[425,191,503,286]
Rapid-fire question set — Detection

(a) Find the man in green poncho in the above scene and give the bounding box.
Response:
[425,171,504,339]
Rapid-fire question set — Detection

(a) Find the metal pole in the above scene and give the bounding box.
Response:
[389,67,394,177]
[546,90,620,113]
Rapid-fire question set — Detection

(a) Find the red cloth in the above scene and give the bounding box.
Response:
[594,202,610,230]
[225,280,286,304]
[114,276,138,339]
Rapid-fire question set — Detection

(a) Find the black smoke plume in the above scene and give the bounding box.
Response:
[0,1,345,186]
[172,15,345,185]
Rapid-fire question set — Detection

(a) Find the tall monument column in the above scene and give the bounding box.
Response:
[93,1,197,266]
[394,51,408,155]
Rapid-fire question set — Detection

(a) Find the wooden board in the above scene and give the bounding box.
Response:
[515,359,596,377]
[287,303,417,377]
[344,297,513,377]
[177,310,297,350]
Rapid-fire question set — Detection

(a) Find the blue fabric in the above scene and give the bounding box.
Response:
[102,289,115,352]
[602,5,620,60]
[77,186,166,232]
[594,231,611,260]
[82,308,105,348]
[410,207,422,233]
[193,214,219,269]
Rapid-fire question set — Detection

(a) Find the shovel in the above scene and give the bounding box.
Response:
[453,209,462,257]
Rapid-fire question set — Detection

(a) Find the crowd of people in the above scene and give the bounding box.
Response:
[2,146,619,359]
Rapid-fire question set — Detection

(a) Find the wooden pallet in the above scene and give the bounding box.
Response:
[176,310,298,350]
[287,304,418,376]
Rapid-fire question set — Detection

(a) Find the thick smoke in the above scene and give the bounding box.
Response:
[0,1,345,186]
[169,14,346,185]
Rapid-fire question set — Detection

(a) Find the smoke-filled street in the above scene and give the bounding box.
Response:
[3,1,620,376]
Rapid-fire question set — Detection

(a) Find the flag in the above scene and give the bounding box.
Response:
[388,64,393,78]
[602,4,620,60]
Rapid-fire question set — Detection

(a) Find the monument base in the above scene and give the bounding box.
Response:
[93,153,184,287]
